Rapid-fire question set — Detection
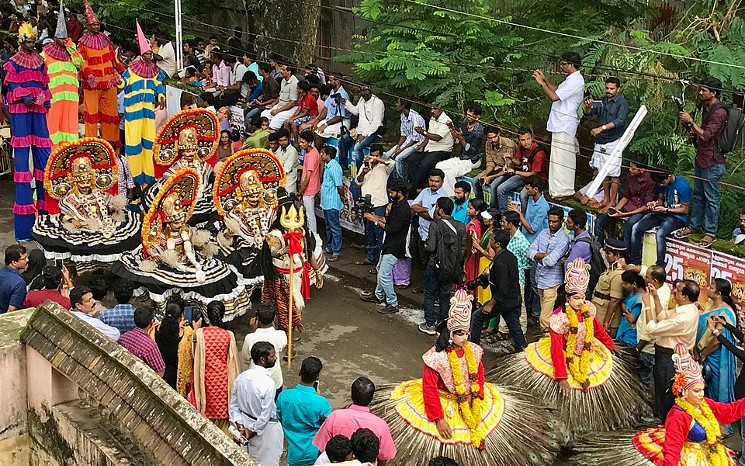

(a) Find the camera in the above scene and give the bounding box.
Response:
[672,96,694,130]
[355,194,373,213]
[466,274,489,291]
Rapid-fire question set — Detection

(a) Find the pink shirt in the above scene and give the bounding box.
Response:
[302,147,321,196]
[213,61,230,87]
[312,405,397,461]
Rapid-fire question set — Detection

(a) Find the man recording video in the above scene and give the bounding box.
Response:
[674,76,727,248]
[356,144,395,265]
[360,179,412,314]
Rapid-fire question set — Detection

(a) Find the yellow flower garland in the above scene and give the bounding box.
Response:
[675,398,729,466]
[447,343,486,449]
[564,303,594,388]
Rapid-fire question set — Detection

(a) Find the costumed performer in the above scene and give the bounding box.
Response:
[32,138,141,267]
[121,20,167,185]
[143,108,219,224]
[573,342,745,466]
[112,167,251,321]
[4,22,52,241]
[261,199,326,335]
[42,1,84,147]
[213,148,285,281]
[78,0,124,144]
[368,288,560,466]
[488,257,648,439]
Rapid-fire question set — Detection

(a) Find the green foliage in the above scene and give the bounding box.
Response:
[337,0,745,238]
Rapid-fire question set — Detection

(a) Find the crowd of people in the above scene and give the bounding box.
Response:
[1,0,745,462]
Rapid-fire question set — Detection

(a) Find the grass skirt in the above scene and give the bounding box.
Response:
[572,427,737,465]
[488,336,650,442]
[369,380,560,466]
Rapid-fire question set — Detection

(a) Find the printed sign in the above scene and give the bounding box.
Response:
[712,251,745,302]
[664,238,713,287]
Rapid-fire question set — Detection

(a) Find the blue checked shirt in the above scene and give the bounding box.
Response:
[99,304,136,334]
[528,228,570,289]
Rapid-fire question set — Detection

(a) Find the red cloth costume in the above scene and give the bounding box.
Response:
[422,346,486,422]
[78,32,124,143]
[661,397,745,466]
[549,315,614,380]
[200,326,233,420]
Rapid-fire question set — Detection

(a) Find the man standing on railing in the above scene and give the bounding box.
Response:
[533,52,585,199]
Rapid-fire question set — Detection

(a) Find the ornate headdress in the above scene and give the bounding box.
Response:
[18,23,36,44]
[83,0,99,26]
[55,2,67,39]
[43,138,118,214]
[135,20,151,55]
[447,289,473,333]
[212,149,286,216]
[142,167,200,249]
[565,257,591,296]
[671,343,704,396]
[154,109,219,177]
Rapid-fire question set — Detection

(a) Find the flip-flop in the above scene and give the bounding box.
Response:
[698,234,715,248]
[673,227,695,239]
[355,260,375,265]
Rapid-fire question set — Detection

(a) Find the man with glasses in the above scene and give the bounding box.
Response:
[435,103,485,196]
[0,244,29,313]
[532,52,585,199]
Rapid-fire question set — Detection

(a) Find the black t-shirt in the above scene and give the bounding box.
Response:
[381,199,413,259]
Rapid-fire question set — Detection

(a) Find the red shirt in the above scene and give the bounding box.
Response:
[298,92,319,117]
[621,171,656,212]
[517,142,548,182]
[23,288,71,310]
[662,397,745,466]
[550,315,613,380]
[119,327,166,373]
[421,348,485,421]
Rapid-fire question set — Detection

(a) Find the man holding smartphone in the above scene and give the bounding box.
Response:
[583,77,629,210]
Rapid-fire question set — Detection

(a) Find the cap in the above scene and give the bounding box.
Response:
[605,238,628,252]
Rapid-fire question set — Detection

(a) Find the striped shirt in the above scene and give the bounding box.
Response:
[400,109,426,146]
[99,303,136,334]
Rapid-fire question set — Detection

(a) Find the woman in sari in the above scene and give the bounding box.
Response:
[464,199,487,294]
[192,300,241,430]
[697,278,737,405]
[470,209,497,335]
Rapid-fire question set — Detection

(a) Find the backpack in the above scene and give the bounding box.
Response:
[711,103,745,155]
[434,219,464,283]
[576,236,606,291]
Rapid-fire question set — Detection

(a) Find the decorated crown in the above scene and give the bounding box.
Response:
[154,109,219,176]
[43,138,118,214]
[212,149,286,217]
[565,257,591,296]
[142,167,200,249]
[671,343,704,396]
[83,0,99,26]
[447,288,473,333]
[18,23,36,44]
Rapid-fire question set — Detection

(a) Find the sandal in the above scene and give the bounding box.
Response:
[673,226,695,239]
[697,234,715,248]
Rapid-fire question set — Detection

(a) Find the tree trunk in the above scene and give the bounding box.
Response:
[250,0,321,65]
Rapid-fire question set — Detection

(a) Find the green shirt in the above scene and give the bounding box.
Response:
[508,229,531,285]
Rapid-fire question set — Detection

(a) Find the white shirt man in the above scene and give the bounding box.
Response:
[384,100,426,179]
[156,40,177,78]
[241,328,288,391]
[276,132,299,194]
[70,287,120,341]
[344,93,384,139]
[533,52,585,198]
[229,343,283,466]
[261,66,299,130]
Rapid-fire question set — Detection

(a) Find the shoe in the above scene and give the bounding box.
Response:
[418,323,437,335]
[361,292,384,304]
[327,255,341,262]
[378,305,399,314]
[527,316,539,327]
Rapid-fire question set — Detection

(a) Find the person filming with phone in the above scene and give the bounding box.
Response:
[583,77,629,211]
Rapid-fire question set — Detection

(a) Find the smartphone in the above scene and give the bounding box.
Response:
[314,380,320,392]
[55,258,63,269]
[608,208,618,215]
[592,100,603,108]
[184,306,194,323]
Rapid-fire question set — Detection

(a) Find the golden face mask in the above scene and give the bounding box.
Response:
[239,170,263,198]
[71,156,94,185]
[162,192,187,223]
[176,127,199,153]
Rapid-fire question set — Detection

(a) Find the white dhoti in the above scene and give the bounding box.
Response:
[245,421,284,466]
[315,119,351,139]
[262,104,298,130]
[548,131,578,198]
[590,138,622,178]
[436,157,481,196]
